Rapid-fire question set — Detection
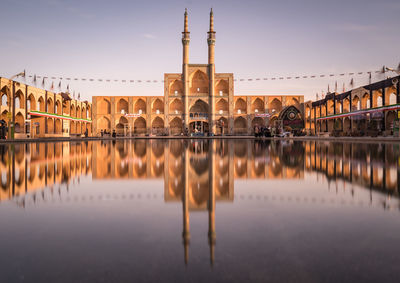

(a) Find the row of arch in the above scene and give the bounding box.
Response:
[311,111,397,133]
[1,87,90,119]
[168,75,229,95]
[0,109,94,135]
[96,115,268,135]
[97,97,299,116]
[97,98,151,115]
[306,89,398,119]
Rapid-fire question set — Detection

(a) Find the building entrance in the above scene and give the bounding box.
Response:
[189,121,209,135]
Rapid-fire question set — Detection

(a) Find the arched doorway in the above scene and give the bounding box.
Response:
[277,106,304,131]
[55,119,62,134]
[97,116,110,134]
[344,117,351,133]
[47,118,54,134]
[116,116,128,136]
[327,119,335,132]
[76,122,82,134]
[152,117,164,135]
[15,113,24,133]
[170,117,183,135]
[386,111,396,134]
[234,116,247,135]
[134,117,146,135]
[189,99,209,134]
[70,121,76,134]
[217,117,228,135]
[251,117,265,133]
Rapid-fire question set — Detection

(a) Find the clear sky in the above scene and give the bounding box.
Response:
[0,0,399,101]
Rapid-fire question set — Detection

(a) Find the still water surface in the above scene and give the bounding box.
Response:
[0,140,399,282]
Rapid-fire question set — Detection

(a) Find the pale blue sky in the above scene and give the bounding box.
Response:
[0,0,399,101]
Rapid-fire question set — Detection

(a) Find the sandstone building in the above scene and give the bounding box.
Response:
[92,10,304,136]
[303,76,400,136]
[0,77,92,138]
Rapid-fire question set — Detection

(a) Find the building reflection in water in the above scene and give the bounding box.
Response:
[304,142,400,197]
[1,139,400,264]
[0,142,92,202]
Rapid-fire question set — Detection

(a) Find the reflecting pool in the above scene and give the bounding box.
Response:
[0,140,399,282]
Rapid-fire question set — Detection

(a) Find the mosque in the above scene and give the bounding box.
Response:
[0,9,304,138]
[92,9,305,136]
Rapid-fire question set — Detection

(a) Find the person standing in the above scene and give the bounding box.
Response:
[0,120,6,139]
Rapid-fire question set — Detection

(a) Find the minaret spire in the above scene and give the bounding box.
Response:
[209,8,214,32]
[182,8,190,132]
[184,8,188,33]
[182,8,190,64]
[207,8,216,135]
[207,8,216,63]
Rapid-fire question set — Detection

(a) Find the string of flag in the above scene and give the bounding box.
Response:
[19,65,397,86]
[11,65,399,100]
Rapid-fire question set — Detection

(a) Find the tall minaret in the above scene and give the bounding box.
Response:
[208,8,216,135]
[182,8,190,132]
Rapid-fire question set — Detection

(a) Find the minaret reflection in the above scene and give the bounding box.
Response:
[179,139,223,265]
[1,139,400,261]
[182,140,190,264]
[208,139,216,266]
